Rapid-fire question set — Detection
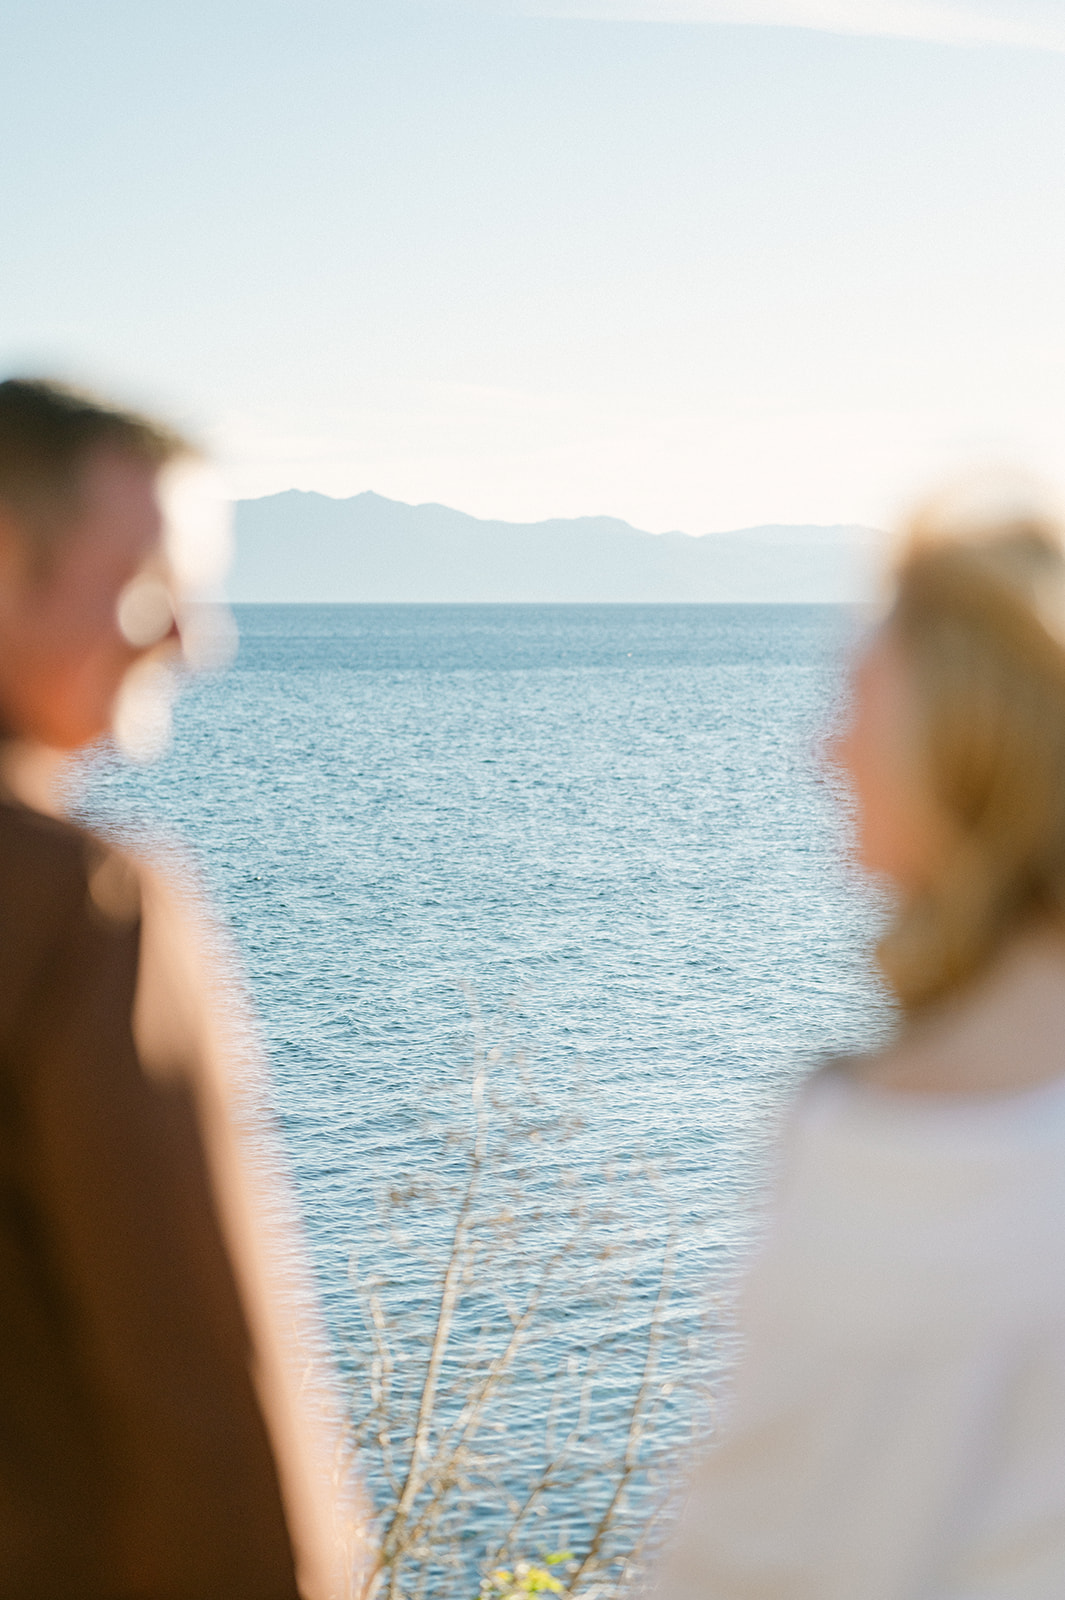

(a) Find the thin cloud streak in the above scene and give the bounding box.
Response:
[507,0,1065,51]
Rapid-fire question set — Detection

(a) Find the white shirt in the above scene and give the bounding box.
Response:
[662,1066,1065,1599]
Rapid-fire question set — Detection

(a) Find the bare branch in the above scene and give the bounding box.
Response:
[568,1225,679,1594]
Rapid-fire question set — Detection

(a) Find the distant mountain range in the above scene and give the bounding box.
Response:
[230,489,883,603]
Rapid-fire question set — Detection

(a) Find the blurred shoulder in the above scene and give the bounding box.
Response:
[0,789,96,888]
[0,792,144,943]
[0,798,150,1074]
[130,848,263,1101]
[775,1055,869,1144]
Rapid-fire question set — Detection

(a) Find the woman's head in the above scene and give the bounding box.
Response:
[836,481,1065,1015]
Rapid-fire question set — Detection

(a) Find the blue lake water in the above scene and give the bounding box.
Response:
[82,603,891,1575]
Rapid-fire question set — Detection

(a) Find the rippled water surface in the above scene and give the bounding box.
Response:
[83,603,890,1562]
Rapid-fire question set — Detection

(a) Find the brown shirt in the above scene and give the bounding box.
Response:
[0,794,302,1598]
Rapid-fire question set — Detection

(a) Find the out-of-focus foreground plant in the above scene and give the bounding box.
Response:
[347,996,707,1600]
[477,1550,572,1598]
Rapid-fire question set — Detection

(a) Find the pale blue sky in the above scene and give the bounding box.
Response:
[3,0,1065,531]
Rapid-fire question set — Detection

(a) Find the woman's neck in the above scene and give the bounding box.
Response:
[858,929,1065,1096]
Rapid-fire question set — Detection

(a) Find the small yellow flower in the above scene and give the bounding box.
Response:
[522,1566,564,1593]
[477,1548,571,1599]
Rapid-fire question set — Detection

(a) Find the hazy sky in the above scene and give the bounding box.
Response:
[3,0,1065,531]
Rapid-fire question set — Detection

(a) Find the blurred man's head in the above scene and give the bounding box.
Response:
[0,379,194,750]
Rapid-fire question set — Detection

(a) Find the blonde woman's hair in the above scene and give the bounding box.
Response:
[879,481,1065,1014]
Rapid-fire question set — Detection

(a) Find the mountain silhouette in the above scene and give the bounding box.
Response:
[230,489,881,603]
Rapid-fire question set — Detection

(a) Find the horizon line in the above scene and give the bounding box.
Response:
[226,595,860,606]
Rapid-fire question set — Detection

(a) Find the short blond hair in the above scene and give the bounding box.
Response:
[879,486,1065,1013]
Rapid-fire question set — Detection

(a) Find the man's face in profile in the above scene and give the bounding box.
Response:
[0,447,176,750]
